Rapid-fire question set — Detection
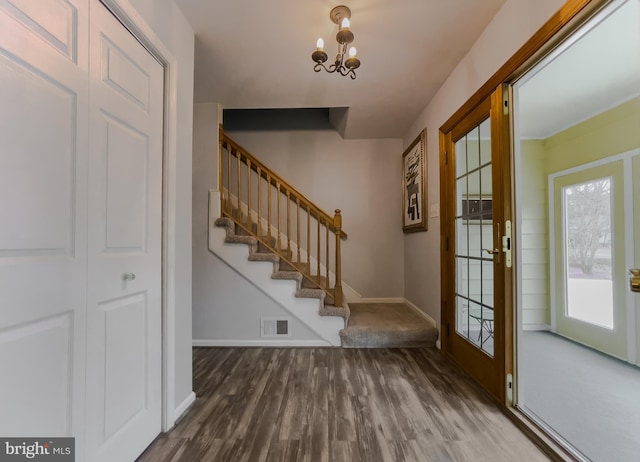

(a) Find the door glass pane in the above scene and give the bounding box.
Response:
[563,177,614,329]
[455,118,494,356]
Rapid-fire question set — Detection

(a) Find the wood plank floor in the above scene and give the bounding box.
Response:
[138,348,549,462]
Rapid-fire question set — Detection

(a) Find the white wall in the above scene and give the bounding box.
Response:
[520,141,550,326]
[124,0,195,420]
[402,0,567,325]
[226,129,405,298]
[192,104,325,344]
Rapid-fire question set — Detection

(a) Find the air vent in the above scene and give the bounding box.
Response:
[261,317,291,338]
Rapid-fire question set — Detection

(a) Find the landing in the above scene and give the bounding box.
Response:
[340,302,438,348]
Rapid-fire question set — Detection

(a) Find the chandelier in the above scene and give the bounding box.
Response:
[311,5,361,80]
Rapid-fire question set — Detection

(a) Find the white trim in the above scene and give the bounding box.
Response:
[403,298,438,326]
[101,0,186,432]
[548,171,558,332]
[522,324,551,331]
[172,391,196,424]
[623,156,637,365]
[512,83,525,405]
[193,339,332,347]
[355,297,406,304]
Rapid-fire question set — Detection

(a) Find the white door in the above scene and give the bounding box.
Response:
[551,151,640,364]
[84,3,164,462]
[0,0,89,445]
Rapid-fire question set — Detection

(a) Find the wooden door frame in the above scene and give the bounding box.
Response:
[439,0,612,458]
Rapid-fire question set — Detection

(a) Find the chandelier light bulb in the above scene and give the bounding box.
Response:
[316,38,324,51]
[349,47,357,58]
[341,17,350,29]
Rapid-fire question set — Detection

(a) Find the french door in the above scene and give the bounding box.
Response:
[441,86,514,402]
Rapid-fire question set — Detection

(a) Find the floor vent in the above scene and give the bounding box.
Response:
[261,317,291,337]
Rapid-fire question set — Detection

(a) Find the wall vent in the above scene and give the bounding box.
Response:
[261,317,291,338]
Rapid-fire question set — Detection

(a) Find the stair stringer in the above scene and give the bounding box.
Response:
[209,192,345,346]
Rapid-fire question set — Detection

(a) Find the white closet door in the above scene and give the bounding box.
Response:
[0,0,89,445]
[84,3,164,461]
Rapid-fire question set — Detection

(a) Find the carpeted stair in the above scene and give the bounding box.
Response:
[214,215,438,349]
[214,216,350,320]
[340,302,439,348]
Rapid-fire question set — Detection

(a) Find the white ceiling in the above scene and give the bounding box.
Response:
[517,0,640,139]
[174,0,508,139]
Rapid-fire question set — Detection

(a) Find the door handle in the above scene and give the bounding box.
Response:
[630,269,640,293]
[484,249,499,255]
[122,272,136,281]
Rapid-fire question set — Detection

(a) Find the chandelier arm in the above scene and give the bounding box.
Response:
[315,62,340,74]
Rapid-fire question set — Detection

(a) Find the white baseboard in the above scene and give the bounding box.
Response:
[193,339,333,347]
[403,298,438,327]
[354,297,406,304]
[173,391,196,425]
[522,324,551,331]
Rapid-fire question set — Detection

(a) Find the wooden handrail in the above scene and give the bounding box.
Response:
[220,127,347,238]
[218,125,346,307]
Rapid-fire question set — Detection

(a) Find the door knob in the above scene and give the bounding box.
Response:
[630,269,640,293]
[122,272,136,281]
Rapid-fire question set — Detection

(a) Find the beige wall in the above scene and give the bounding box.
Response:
[543,98,640,174]
[402,0,566,324]
[226,130,404,298]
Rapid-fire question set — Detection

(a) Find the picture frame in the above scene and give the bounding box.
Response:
[402,128,427,233]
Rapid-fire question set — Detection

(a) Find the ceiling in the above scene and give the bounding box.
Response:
[174,0,508,139]
[517,0,640,139]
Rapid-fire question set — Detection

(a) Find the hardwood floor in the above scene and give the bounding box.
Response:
[138,348,548,462]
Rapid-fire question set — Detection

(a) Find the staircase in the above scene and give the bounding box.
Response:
[209,127,438,348]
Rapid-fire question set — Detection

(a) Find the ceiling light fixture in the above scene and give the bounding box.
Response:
[312,5,361,80]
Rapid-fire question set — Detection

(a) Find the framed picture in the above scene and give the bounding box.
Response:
[402,129,427,233]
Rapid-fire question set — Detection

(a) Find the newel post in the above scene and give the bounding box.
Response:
[333,209,344,307]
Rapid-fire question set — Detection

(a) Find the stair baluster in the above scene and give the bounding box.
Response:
[218,126,347,308]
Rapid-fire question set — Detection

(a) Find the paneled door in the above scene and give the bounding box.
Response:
[84,3,164,462]
[0,0,89,443]
[441,87,513,402]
